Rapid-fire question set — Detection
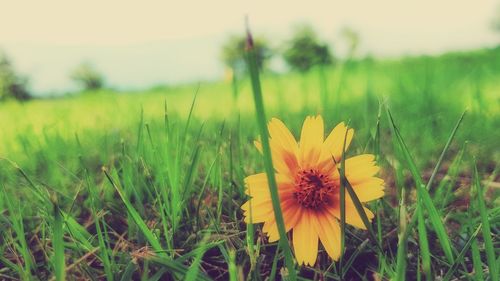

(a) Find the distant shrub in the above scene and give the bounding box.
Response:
[283,25,333,72]
[0,51,31,101]
[220,34,272,76]
[70,62,105,91]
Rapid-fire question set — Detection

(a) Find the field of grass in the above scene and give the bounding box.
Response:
[0,47,499,280]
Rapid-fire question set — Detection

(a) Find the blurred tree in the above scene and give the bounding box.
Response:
[221,35,272,75]
[0,51,31,101]
[70,62,105,91]
[221,34,272,98]
[283,25,333,72]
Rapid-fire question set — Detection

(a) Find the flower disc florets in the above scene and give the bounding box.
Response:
[294,169,335,209]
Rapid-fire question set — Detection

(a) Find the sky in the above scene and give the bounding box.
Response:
[0,0,499,95]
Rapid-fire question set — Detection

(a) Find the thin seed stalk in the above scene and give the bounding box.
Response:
[246,30,297,280]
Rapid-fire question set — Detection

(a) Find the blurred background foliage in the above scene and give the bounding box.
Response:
[69,62,105,91]
[0,51,31,101]
[283,24,334,72]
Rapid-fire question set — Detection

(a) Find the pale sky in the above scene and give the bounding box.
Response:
[1,0,498,94]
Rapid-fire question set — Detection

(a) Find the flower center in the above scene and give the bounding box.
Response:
[294,169,335,209]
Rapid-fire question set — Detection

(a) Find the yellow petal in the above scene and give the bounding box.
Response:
[325,201,375,230]
[299,116,324,168]
[344,154,380,184]
[351,177,385,202]
[242,173,292,224]
[264,199,303,242]
[319,122,354,164]
[313,211,341,261]
[242,200,274,223]
[292,210,318,266]
[268,118,299,156]
[244,173,293,199]
[253,138,299,178]
[252,118,300,177]
[344,203,375,229]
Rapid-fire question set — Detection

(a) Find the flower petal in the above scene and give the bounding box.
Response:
[344,203,375,229]
[242,200,274,223]
[252,118,300,177]
[254,139,299,177]
[242,173,296,224]
[351,177,385,202]
[268,118,299,156]
[343,154,380,184]
[319,122,354,164]
[299,116,324,168]
[292,210,318,266]
[263,199,303,242]
[312,211,341,261]
[244,173,294,199]
[325,201,375,230]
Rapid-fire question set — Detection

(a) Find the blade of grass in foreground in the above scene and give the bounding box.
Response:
[468,192,485,281]
[86,171,113,281]
[339,138,347,277]
[442,224,482,281]
[104,169,165,256]
[425,111,465,191]
[338,129,383,277]
[386,109,455,265]
[416,203,431,277]
[341,172,383,251]
[395,187,407,281]
[0,184,34,279]
[473,164,498,281]
[52,199,66,281]
[245,26,296,280]
[185,234,211,281]
[145,256,212,281]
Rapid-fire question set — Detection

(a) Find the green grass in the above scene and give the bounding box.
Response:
[0,47,499,280]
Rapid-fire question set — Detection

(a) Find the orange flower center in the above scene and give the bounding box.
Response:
[294,169,335,209]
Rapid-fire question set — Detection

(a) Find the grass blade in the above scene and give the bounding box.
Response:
[416,204,431,277]
[185,234,211,281]
[228,249,238,281]
[469,212,484,281]
[442,224,482,281]
[120,260,138,281]
[0,184,34,279]
[386,108,455,264]
[395,188,407,281]
[425,111,466,191]
[342,175,383,252]
[104,169,165,256]
[339,151,347,276]
[87,171,114,281]
[473,163,498,281]
[245,26,296,280]
[52,200,66,281]
[145,255,212,281]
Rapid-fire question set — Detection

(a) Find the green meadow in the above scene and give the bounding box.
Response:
[0,47,499,280]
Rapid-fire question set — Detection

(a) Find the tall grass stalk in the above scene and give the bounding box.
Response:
[386,108,455,265]
[473,164,498,281]
[52,200,66,281]
[245,27,297,281]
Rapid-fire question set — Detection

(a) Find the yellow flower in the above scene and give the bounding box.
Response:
[242,116,385,266]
